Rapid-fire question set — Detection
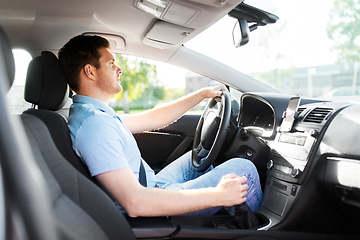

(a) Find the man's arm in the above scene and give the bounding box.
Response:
[122,86,226,134]
[96,167,248,217]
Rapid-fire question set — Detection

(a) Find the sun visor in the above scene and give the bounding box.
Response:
[135,0,199,26]
[143,21,194,49]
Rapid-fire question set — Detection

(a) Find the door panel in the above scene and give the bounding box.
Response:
[134,114,200,172]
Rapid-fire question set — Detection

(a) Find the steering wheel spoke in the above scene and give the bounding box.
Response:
[195,143,209,158]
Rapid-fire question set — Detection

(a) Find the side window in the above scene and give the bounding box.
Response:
[6,50,32,114]
[110,54,216,115]
[185,72,221,114]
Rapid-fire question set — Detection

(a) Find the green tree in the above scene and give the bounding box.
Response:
[163,87,184,101]
[327,0,360,63]
[112,54,159,113]
[151,86,165,100]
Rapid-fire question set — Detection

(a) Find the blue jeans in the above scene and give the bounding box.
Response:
[155,151,263,216]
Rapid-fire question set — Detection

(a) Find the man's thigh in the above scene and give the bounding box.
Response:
[155,151,213,189]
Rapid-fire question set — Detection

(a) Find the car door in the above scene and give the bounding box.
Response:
[134,114,200,172]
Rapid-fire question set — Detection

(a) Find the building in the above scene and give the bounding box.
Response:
[185,72,217,95]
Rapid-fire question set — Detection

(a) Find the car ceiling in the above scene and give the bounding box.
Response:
[1,0,243,61]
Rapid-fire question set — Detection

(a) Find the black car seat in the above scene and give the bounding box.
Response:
[21,51,142,239]
[22,50,178,238]
[21,113,136,240]
[0,26,136,240]
[23,51,93,180]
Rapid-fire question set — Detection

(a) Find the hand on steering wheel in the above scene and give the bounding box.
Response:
[192,90,231,172]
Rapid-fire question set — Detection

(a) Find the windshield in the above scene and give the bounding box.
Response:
[186,0,360,101]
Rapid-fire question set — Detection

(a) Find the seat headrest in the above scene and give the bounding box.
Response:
[0,26,16,92]
[24,51,69,111]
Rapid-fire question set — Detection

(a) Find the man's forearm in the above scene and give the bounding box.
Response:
[145,89,208,129]
[96,168,247,218]
[125,187,221,217]
[125,175,248,217]
[96,168,222,217]
[123,86,224,134]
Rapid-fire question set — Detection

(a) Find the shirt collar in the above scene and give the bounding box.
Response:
[72,95,115,116]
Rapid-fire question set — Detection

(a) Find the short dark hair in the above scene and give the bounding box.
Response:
[58,35,110,93]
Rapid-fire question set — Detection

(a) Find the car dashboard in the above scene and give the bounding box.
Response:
[231,92,360,232]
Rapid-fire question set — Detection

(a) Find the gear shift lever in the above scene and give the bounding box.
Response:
[226,203,260,229]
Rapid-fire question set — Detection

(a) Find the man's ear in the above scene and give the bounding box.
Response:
[83,64,96,81]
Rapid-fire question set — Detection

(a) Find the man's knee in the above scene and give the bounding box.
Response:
[226,158,256,169]
[221,158,259,179]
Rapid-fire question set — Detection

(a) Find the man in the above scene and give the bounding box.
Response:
[58,35,262,217]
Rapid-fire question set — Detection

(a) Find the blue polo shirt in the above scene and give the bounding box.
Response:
[68,95,156,188]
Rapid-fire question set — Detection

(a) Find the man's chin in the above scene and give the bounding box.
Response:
[116,84,122,93]
[111,86,122,97]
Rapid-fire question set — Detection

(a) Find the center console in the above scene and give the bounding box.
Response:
[257,97,335,228]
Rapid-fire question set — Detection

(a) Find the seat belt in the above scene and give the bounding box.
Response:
[139,160,147,187]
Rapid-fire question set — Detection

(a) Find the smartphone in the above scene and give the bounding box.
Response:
[280,96,301,132]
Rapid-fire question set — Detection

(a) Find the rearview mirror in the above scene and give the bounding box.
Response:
[232,18,250,48]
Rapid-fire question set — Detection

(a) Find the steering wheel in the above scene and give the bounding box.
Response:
[192,90,231,172]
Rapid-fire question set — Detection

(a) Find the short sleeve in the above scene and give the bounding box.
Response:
[74,114,130,176]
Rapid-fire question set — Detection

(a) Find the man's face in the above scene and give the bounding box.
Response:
[95,47,123,96]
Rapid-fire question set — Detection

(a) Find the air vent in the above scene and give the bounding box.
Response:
[297,107,306,116]
[304,108,332,124]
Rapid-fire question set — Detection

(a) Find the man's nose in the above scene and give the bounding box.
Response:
[117,66,122,74]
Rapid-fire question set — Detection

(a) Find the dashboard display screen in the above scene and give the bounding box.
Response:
[280,96,301,132]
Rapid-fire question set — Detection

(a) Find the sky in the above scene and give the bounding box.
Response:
[158,0,338,88]
[186,0,337,71]
[13,0,338,89]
